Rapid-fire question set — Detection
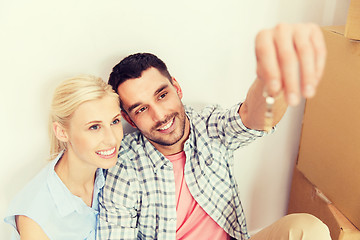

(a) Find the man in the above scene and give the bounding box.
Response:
[98,23,330,239]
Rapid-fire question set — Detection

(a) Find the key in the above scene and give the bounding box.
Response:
[263,89,275,132]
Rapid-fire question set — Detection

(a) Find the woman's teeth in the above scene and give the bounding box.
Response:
[96,147,115,156]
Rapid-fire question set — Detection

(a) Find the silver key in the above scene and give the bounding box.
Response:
[263,89,275,132]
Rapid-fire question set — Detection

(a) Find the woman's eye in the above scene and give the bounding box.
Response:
[89,125,100,130]
[112,119,120,125]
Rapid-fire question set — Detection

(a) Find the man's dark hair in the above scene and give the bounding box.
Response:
[108,53,172,93]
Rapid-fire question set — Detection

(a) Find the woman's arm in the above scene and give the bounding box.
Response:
[15,215,50,240]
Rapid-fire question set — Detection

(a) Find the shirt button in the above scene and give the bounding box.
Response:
[205,157,213,166]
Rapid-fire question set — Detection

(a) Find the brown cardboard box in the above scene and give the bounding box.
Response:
[296,24,360,229]
[288,167,360,240]
[345,0,360,40]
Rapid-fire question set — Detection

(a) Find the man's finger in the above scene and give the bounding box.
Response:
[293,24,316,98]
[311,24,327,84]
[255,28,282,95]
[274,24,300,106]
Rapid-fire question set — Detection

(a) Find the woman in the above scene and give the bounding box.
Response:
[4,75,123,239]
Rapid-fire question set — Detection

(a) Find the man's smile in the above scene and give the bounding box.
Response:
[158,118,174,131]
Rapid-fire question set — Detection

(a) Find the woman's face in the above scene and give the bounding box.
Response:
[64,95,123,170]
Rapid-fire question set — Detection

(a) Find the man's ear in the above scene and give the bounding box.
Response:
[121,110,137,128]
[171,77,183,99]
[52,122,69,142]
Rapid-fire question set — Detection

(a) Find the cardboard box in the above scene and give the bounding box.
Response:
[345,0,360,40]
[296,24,360,229]
[288,167,360,240]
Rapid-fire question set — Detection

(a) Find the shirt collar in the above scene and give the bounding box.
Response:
[141,136,169,173]
[94,168,105,189]
[47,151,105,217]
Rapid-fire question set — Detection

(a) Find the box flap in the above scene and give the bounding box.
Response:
[345,0,360,40]
[288,167,360,240]
[322,25,345,35]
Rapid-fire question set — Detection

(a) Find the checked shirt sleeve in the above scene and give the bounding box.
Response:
[203,103,270,150]
[97,159,139,240]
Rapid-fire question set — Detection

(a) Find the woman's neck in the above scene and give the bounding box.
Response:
[54,151,97,207]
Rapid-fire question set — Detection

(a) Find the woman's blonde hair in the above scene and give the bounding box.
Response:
[49,74,119,158]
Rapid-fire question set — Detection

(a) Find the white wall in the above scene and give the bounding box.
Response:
[0,0,350,238]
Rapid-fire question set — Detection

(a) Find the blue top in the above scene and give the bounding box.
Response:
[4,152,105,240]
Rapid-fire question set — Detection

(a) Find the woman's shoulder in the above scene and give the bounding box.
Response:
[16,161,54,203]
[5,160,57,217]
[4,152,98,239]
[8,152,66,212]
[4,160,57,238]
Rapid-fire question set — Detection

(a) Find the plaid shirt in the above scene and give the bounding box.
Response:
[98,103,266,240]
